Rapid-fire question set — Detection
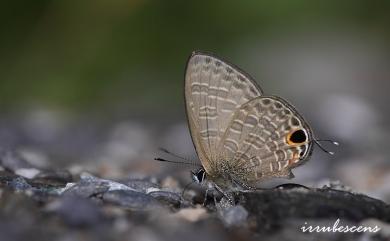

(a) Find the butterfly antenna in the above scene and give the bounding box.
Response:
[158,147,195,163]
[313,139,339,155]
[154,157,200,167]
[315,139,339,146]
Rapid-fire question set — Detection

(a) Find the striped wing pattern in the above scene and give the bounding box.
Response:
[184,51,313,188]
[185,52,262,175]
[218,96,313,186]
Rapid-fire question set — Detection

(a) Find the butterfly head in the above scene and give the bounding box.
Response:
[191,167,206,184]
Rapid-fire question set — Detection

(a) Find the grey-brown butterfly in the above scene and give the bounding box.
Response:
[184,51,337,197]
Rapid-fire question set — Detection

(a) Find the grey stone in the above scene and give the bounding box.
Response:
[34,169,73,185]
[148,190,182,208]
[54,196,104,227]
[0,149,34,172]
[121,179,160,193]
[240,187,390,233]
[103,190,163,211]
[219,205,248,227]
[8,176,32,191]
[62,179,110,198]
[62,173,138,198]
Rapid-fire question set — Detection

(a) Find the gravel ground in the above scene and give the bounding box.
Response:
[0,116,389,241]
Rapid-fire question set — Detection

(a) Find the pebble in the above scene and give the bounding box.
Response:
[34,169,73,184]
[160,176,180,189]
[14,168,41,179]
[218,205,248,227]
[80,172,136,192]
[148,190,182,208]
[172,207,208,222]
[121,179,160,193]
[62,178,110,198]
[0,149,34,172]
[49,196,104,227]
[102,190,163,211]
[62,172,138,197]
[8,176,32,191]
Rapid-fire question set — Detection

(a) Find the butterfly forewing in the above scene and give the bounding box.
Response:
[218,96,314,186]
[185,52,263,174]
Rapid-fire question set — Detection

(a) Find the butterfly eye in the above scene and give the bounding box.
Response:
[287,129,307,145]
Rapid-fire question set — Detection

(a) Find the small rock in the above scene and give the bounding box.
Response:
[49,196,104,227]
[148,190,182,208]
[103,190,163,211]
[34,169,73,185]
[14,168,41,179]
[8,176,32,191]
[80,172,136,192]
[0,149,34,172]
[242,188,390,232]
[62,172,139,198]
[161,176,180,189]
[219,205,248,227]
[317,179,352,192]
[172,207,208,222]
[18,148,49,168]
[62,179,110,198]
[121,179,160,193]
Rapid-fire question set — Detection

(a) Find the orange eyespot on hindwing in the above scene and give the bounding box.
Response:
[287,129,307,146]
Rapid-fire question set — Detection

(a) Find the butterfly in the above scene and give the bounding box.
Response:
[184,51,337,196]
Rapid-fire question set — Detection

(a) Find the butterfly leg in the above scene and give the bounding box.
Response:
[214,184,235,204]
[202,188,209,206]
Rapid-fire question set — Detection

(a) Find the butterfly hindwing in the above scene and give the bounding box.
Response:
[218,96,314,186]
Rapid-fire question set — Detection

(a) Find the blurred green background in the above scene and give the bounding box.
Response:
[1,0,389,116]
[0,0,390,201]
